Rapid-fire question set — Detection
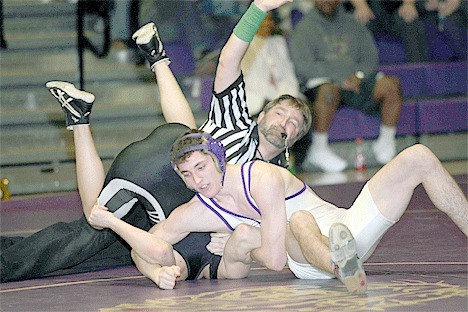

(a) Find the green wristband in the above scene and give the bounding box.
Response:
[233,2,268,42]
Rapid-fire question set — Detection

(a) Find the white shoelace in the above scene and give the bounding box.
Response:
[49,88,82,120]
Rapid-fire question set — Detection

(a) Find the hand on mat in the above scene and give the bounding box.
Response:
[157,265,181,290]
[87,202,114,230]
[206,232,231,256]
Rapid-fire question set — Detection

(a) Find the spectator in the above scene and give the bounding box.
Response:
[422,0,467,61]
[289,0,403,172]
[241,10,302,116]
[346,0,430,63]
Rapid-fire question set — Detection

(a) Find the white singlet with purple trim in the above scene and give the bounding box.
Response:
[196,161,396,279]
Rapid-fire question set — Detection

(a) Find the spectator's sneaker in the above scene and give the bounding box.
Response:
[329,223,367,294]
[132,22,170,71]
[372,138,396,165]
[304,146,347,172]
[46,81,95,130]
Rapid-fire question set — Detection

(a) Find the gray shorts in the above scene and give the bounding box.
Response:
[303,72,385,116]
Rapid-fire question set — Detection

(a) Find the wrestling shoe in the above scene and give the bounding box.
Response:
[46,81,95,130]
[329,223,367,294]
[132,22,170,71]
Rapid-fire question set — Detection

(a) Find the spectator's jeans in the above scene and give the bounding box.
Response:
[0,204,150,282]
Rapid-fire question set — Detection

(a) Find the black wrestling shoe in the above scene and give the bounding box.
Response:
[132,22,171,71]
[46,81,95,130]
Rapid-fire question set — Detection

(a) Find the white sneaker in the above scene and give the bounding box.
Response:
[304,147,347,172]
[372,139,396,165]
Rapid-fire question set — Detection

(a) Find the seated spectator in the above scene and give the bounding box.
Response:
[289,0,403,172]
[346,0,430,63]
[422,0,467,61]
[241,10,302,116]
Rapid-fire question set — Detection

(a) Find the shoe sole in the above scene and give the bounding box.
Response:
[45,81,95,103]
[329,223,367,294]
[132,22,158,46]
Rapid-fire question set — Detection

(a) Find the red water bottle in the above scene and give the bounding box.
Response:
[354,138,366,171]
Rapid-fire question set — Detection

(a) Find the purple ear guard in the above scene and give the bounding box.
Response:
[171,133,226,173]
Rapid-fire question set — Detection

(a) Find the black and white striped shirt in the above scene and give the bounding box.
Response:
[200,74,286,167]
[199,74,258,165]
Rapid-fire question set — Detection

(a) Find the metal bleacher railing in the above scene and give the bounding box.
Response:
[76,0,113,89]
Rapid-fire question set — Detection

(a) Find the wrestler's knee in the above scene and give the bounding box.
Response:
[375,76,402,98]
[397,144,438,175]
[289,210,320,237]
[316,83,341,104]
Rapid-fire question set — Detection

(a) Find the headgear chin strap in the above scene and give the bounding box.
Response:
[171,133,227,174]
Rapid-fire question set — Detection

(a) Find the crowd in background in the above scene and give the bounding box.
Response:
[107,0,466,173]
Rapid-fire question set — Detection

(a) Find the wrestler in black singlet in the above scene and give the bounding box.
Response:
[1,123,220,282]
[100,122,221,280]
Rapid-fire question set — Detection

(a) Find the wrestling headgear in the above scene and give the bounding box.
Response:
[170,131,226,175]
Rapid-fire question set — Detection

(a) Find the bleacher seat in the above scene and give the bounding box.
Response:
[379,63,427,98]
[375,34,407,65]
[417,98,467,134]
[328,102,418,142]
[165,43,195,76]
[379,61,467,98]
[423,62,467,97]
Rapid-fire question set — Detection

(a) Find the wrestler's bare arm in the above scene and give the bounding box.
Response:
[151,198,231,245]
[131,250,182,290]
[87,204,176,266]
[248,162,288,271]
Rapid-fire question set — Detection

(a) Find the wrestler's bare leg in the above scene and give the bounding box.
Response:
[132,22,196,129]
[73,125,105,218]
[368,144,467,235]
[152,62,196,129]
[46,81,104,218]
[287,210,331,273]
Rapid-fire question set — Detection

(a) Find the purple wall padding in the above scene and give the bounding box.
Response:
[165,43,195,75]
[423,62,467,96]
[417,97,468,133]
[200,76,215,111]
[328,102,417,142]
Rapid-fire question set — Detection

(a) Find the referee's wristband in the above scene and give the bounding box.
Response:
[233,2,268,42]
